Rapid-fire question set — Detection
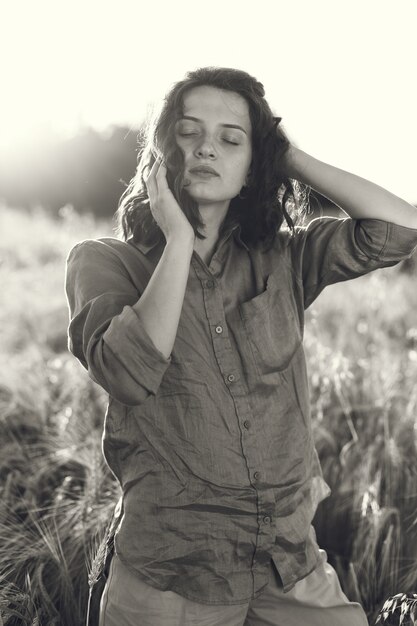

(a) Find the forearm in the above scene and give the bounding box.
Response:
[133,235,194,359]
[285,147,417,229]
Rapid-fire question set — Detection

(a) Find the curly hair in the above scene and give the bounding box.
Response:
[115,66,311,251]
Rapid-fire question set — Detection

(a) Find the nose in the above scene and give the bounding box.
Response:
[194,135,216,159]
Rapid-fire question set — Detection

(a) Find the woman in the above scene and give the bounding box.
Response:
[65,66,417,626]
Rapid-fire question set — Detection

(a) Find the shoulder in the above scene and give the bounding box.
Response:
[65,236,156,295]
[286,216,350,252]
[66,236,139,267]
[293,215,346,237]
[268,216,347,278]
[271,215,343,245]
[65,237,140,289]
[67,236,127,256]
[267,217,341,255]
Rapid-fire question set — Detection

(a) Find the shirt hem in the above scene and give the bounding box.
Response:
[114,544,268,606]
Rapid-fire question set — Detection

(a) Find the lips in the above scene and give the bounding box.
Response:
[189,165,219,176]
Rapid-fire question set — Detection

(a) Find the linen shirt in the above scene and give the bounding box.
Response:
[65,214,417,605]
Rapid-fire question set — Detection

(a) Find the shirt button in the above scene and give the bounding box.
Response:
[227,374,235,383]
[206,279,215,289]
[243,420,251,429]
[263,515,271,524]
[215,325,223,334]
[253,471,261,481]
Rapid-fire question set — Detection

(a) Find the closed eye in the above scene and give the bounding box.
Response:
[178,131,240,145]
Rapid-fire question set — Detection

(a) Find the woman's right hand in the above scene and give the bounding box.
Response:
[145,157,195,244]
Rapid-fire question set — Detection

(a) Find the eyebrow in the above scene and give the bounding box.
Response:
[179,115,248,135]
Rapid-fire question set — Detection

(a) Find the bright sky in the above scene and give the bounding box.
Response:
[2,0,416,202]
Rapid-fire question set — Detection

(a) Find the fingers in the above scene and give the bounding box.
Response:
[155,160,169,190]
[144,157,161,199]
[145,156,169,198]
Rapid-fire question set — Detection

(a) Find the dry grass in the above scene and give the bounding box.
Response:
[305,270,417,624]
[0,205,416,624]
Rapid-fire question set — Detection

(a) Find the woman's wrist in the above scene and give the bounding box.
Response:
[166,230,195,252]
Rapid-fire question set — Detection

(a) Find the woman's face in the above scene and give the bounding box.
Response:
[174,86,252,206]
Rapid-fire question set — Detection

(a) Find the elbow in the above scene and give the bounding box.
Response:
[355,219,417,262]
[104,380,153,407]
[117,394,152,408]
[86,343,157,407]
[87,364,154,407]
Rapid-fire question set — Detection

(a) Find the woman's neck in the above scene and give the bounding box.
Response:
[193,201,230,265]
[197,201,230,240]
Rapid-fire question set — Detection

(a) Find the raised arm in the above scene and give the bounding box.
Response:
[136,157,195,358]
[278,146,417,310]
[280,145,417,228]
[65,158,195,406]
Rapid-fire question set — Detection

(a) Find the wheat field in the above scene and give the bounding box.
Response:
[0,205,416,625]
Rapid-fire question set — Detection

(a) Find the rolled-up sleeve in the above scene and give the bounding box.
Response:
[65,240,171,406]
[289,217,417,309]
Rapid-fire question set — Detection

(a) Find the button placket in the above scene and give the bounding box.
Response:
[192,257,275,581]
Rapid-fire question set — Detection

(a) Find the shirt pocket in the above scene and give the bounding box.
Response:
[238,271,302,375]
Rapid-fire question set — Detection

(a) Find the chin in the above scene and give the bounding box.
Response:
[196,197,233,207]
[187,187,235,204]
[188,191,224,203]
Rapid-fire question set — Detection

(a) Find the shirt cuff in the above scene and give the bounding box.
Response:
[355,219,417,261]
[103,305,171,396]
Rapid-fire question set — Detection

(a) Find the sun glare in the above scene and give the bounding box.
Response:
[1,0,416,203]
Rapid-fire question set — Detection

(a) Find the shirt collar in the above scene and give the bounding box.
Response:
[129,220,249,255]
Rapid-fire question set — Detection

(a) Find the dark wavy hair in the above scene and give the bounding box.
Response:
[115,66,311,251]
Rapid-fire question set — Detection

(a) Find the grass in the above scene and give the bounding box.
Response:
[0,205,119,625]
[305,270,417,622]
[0,204,416,625]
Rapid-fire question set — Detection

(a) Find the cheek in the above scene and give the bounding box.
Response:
[174,137,195,159]
[229,156,251,185]
[175,142,190,161]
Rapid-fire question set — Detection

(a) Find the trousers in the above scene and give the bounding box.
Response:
[98,548,369,626]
